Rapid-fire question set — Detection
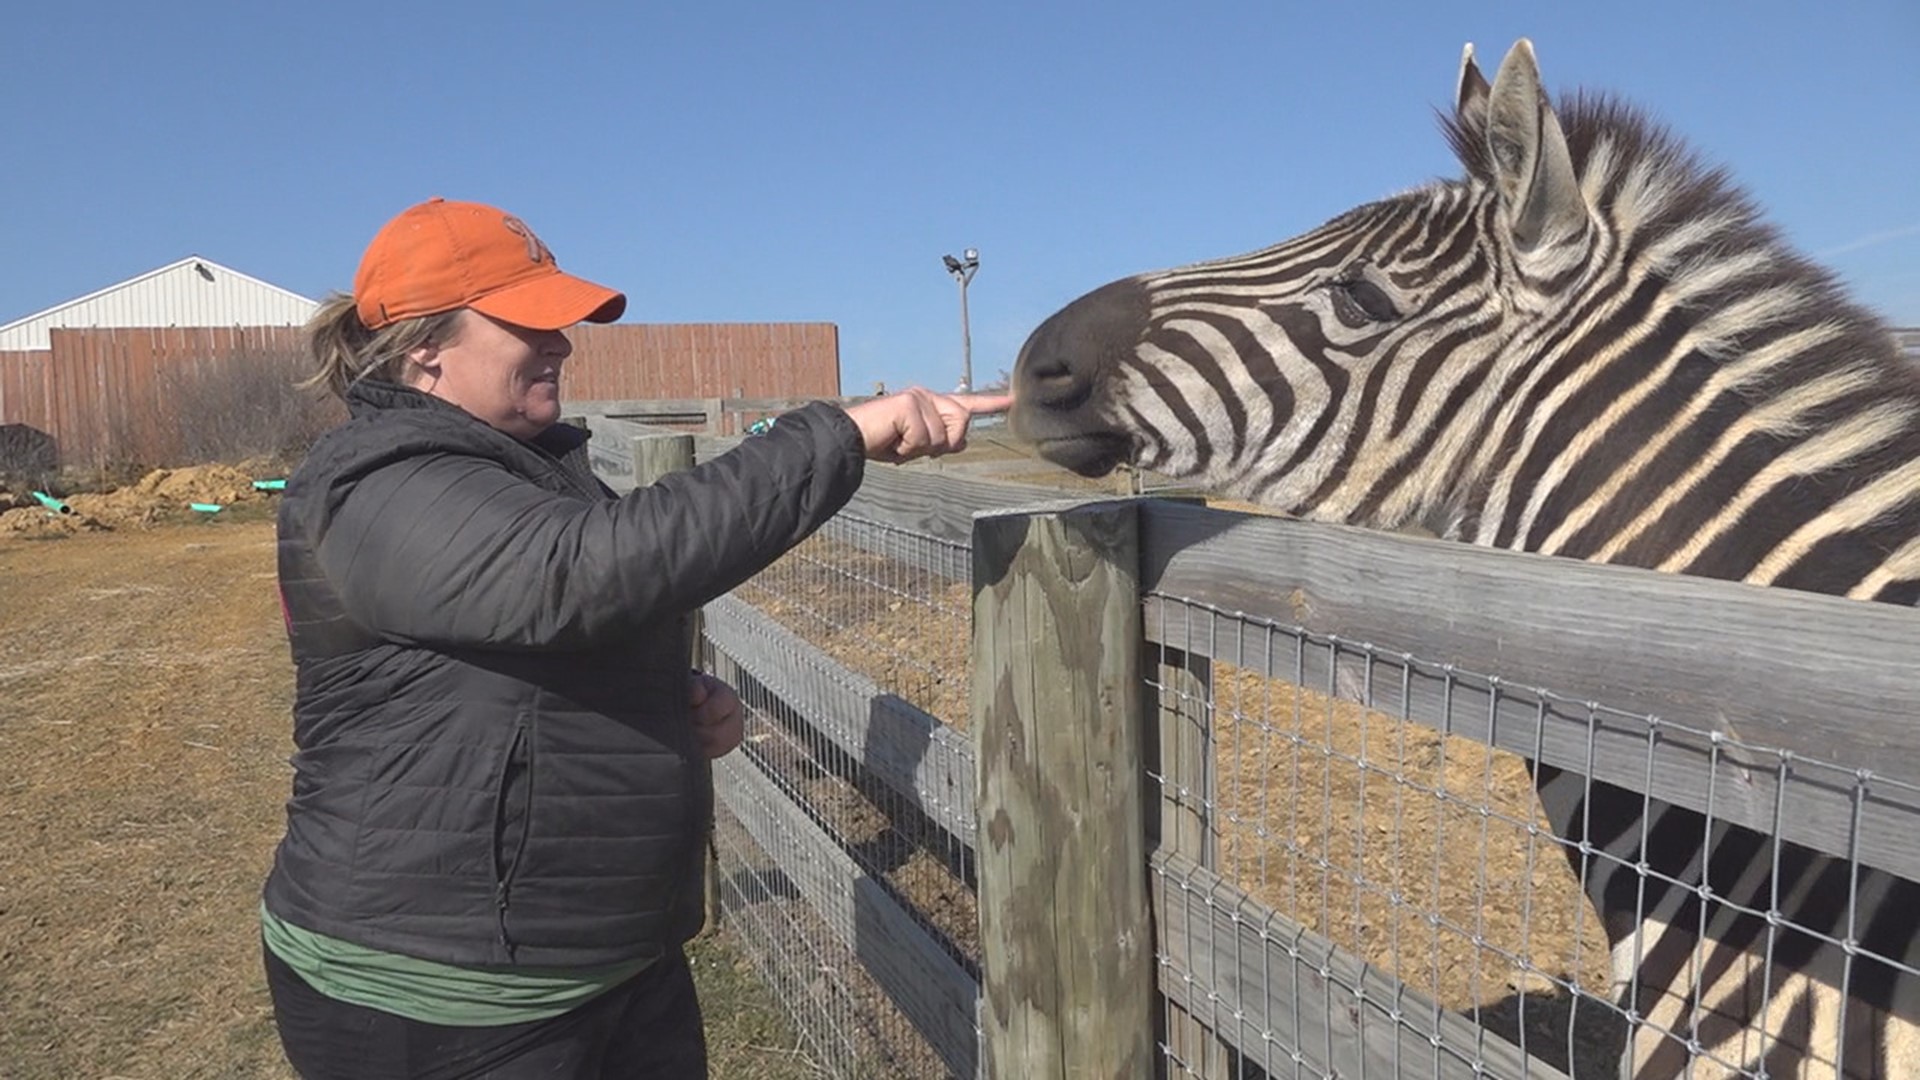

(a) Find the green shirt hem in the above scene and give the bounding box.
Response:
[259,903,653,1027]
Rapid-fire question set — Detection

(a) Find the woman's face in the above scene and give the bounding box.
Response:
[409,310,573,440]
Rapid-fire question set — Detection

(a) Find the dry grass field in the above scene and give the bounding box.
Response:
[0,482,816,1080]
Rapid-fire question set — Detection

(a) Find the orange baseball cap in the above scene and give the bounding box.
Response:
[353,197,626,331]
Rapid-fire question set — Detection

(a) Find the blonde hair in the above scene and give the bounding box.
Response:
[301,293,464,400]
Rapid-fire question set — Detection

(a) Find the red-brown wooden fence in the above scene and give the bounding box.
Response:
[0,322,840,469]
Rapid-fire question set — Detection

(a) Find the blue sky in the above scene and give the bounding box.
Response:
[3,1,1916,396]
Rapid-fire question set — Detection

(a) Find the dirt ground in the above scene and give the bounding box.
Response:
[0,462,281,536]
[0,474,811,1080]
[0,504,294,1078]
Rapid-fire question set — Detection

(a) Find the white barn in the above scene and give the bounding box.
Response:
[0,255,317,351]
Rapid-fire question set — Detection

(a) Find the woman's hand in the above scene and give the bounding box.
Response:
[842,388,1013,464]
[688,671,744,760]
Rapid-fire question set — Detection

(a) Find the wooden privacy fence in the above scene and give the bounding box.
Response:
[0,326,323,469]
[0,322,840,469]
[577,410,1920,1079]
[559,322,841,403]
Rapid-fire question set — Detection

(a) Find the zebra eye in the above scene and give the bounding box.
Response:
[1329,275,1402,323]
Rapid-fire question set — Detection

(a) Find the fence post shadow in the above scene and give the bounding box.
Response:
[1475,985,1626,1080]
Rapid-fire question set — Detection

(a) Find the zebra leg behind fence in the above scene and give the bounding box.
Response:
[1006,36,1920,1079]
[1536,765,1920,1079]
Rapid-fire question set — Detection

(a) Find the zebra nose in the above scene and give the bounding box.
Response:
[1012,276,1152,415]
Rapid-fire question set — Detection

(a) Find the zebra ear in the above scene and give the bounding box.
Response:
[1455,42,1491,132]
[1485,39,1587,252]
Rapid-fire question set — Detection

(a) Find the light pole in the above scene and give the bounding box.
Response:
[941,248,979,392]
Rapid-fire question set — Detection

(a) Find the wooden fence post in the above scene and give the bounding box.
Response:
[630,432,721,936]
[972,500,1155,1079]
[632,433,695,494]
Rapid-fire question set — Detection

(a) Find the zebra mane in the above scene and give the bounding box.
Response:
[1442,91,1747,246]
[1440,90,1905,379]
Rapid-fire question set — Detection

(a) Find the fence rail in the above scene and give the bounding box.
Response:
[571,394,858,436]
[577,407,1920,1079]
[1151,847,1571,1080]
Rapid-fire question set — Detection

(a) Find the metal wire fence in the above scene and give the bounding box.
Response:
[1144,598,1618,1078]
[589,432,1920,1080]
[711,512,980,1078]
[1139,590,1920,1080]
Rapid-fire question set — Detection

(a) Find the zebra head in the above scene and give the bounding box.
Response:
[1012,37,1920,1080]
[1012,39,1736,533]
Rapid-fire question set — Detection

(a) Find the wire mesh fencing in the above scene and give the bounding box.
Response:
[660,457,1920,1080]
[709,511,981,1078]
[1142,591,1920,1080]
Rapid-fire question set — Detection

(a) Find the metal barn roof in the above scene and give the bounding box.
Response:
[0,255,317,351]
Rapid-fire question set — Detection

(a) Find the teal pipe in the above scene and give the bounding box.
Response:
[253,479,286,491]
[190,502,224,514]
[30,490,74,515]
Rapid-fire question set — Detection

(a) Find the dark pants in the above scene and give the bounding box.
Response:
[264,942,708,1080]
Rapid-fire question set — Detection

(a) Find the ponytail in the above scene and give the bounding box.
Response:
[300,293,462,400]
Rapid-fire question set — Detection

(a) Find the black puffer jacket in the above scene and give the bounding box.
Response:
[263,380,863,968]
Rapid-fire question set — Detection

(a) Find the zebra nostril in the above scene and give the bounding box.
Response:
[1021,355,1091,410]
[1030,357,1074,389]
[1025,354,1069,384]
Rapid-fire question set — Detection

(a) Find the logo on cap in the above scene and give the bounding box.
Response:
[501,216,552,265]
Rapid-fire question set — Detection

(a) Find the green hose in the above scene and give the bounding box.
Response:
[30,491,74,515]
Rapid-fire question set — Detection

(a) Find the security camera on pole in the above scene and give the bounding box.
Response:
[941,248,979,393]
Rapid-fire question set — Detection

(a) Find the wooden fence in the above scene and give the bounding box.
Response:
[0,326,322,470]
[578,410,1920,1078]
[0,322,841,469]
[568,394,858,437]
[560,322,840,403]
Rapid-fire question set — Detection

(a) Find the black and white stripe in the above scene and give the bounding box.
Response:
[1009,39,1920,1079]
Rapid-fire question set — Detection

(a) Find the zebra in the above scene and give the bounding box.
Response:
[1006,38,1920,1080]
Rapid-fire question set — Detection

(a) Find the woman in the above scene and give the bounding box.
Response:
[262,196,1006,1079]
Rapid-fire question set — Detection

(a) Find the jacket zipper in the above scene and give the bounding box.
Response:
[492,718,532,959]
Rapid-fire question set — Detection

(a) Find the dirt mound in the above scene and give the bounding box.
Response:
[0,463,285,537]
[0,505,113,536]
[130,463,263,506]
